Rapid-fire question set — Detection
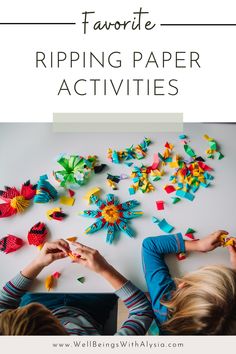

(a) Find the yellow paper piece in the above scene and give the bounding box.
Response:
[46,207,61,220]
[59,196,75,206]
[45,275,54,291]
[83,187,101,204]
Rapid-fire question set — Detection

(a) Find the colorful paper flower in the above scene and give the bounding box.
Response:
[0,181,36,218]
[80,193,143,244]
[53,154,106,189]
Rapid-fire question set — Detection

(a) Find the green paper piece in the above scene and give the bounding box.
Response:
[152,176,161,181]
[77,277,85,283]
[184,144,196,158]
[186,228,195,234]
[171,197,181,204]
[216,151,224,160]
[209,140,217,150]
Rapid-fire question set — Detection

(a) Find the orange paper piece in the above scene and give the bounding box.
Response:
[66,237,77,242]
[45,275,54,291]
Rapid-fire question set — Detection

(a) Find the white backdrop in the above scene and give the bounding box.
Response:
[0,123,235,293]
[0,0,236,122]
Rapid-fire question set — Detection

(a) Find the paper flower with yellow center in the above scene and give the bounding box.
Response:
[80,194,143,244]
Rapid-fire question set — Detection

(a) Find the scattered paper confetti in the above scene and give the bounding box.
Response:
[176,189,195,202]
[80,194,143,244]
[179,134,187,140]
[52,272,61,279]
[185,228,196,239]
[0,181,36,218]
[66,237,77,242]
[45,275,54,291]
[0,235,24,254]
[59,196,75,206]
[152,217,174,233]
[77,276,85,283]
[171,197,181,204]
[156,201,165,210]
[107,173,129,190]
[107,137,151,164]
[46,207,67,221]
[34,175,58,203]
[54,154,105,189]
[177,253,186,261]
[164,185,176,194]
[83,187,101,204]
[203,135,224,159]
[28,222,47,247]
[68,189,75,197]
[184,144,196,158]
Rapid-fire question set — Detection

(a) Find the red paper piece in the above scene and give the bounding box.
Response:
[150,153,159,170]
[156,201,164,210]
[50,211,67,221]
[177,253,186,261]
[165,142,170,149]
[28,222,47,246]
[68,189,75,197]
[52,272,61,279]
[0,235,23,254]
[198,161,213,172]
[164,185,176,194]
[185,233,195,239]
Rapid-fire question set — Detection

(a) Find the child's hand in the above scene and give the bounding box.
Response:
[227,243,236,269]
[35,239,70,267]
[71,242,110,274]
[196,230,228,252]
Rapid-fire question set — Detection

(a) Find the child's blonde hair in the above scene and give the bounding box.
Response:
[0,303,67,335]
[161,265,236,335]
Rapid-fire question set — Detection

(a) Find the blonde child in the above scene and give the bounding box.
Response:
[0,239,153,335]
[142,230,236,335]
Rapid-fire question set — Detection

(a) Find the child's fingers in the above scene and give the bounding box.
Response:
[216,230,229,236]
[57,239,70,251]
[72,242,94,252]
[227,245,236,254]
[52,252,67,260]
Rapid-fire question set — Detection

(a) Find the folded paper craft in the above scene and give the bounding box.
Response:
[34,175,58,203]
[54,154,105,189]
[0,181,36,218]
[28,222,47,247]
[80,193,143,244]
[0,235,24,254]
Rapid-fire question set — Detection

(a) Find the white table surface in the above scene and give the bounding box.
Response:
[0,123,235,293]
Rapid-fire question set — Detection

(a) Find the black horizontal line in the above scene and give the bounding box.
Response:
[161,23,236,26]
[0,22,76,25]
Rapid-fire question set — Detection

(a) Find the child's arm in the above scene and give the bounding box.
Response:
[142,230,228,324]
[0,240,70,313]
[142,233,185,323]
[72,242,154,335]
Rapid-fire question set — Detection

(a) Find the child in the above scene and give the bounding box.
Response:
[142,230,236,335]
[0,239,154,335]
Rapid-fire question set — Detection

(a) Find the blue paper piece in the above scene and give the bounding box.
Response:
[152,217,174,233]
[176,189,195,201]
[179,134,187,139]
[125,162,133,167]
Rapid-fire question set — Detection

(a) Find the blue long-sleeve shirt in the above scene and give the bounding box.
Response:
[142,233,185,326]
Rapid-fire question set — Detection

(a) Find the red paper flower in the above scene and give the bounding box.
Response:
[0,181,36,218]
